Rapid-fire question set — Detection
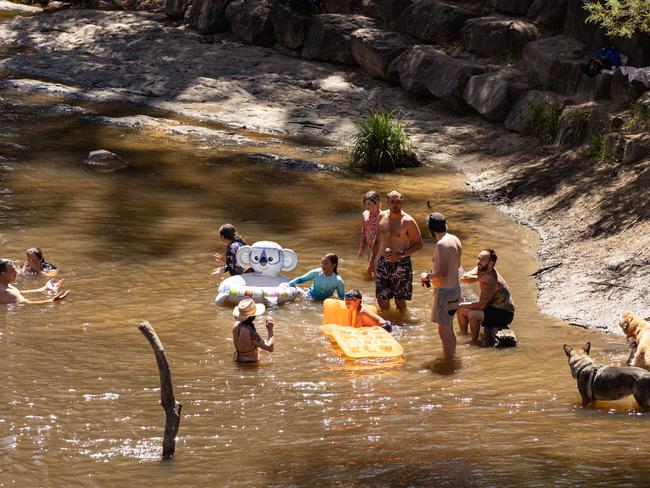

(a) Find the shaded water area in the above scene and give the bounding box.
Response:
[1,85,649,486]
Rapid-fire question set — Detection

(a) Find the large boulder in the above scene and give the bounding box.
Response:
[187,0,230,34]
[610,70,648,106]
[226,0,275,45]
[504,90,568,134]
[488,0,533,15]
[271,0,313,49]
[576,72,612,101]
[463,68,532,122]
[555,103,597,146]
[622,134,650,164]
[395,0,479,43]
[389,45,485,110]
[165,0,190,18]
[301,14,377,64]
[602,133,650,165]
[113,0,165,11]
[562,0,604,50]
[350,27,414,80]
[361,0,413,21]
[520,35,586,94]
[461,16,540,59]
[526,0,566,32]
[321,0,362,13]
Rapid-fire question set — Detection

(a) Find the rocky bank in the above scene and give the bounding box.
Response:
[0,2,648,331]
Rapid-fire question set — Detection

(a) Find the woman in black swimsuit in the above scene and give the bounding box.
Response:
[232,299,275,363]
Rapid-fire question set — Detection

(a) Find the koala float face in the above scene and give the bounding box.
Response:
[236,241,298,277]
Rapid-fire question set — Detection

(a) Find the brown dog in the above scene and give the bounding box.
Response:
[563,342,650,409]
[619,311,650,371]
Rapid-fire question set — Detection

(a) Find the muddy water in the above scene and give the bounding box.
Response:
[0,86,648,486]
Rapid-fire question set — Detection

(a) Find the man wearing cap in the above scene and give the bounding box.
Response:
[368,190,423,312]
[232,298,275,363]
[420,213,462,361]
[0,258,69,305]
[458,249,515,342]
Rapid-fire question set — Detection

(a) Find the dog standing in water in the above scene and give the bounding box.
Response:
[618,312,650,371]
[563,342,650,409]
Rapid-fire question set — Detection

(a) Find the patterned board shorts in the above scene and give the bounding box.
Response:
[376,256,413,301]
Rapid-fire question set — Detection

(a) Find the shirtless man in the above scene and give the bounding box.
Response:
[0,259,68,305]
[232,298,275,363]
[458,249,515,342]
[419,213,462,361]
[368,190,423,312]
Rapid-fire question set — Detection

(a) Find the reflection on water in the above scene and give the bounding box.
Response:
[0,88,644,486]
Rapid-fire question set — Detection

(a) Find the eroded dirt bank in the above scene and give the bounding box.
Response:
[1,9,647,331]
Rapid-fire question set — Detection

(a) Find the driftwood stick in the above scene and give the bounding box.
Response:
[530,263,562,277]
[138,320,182,460]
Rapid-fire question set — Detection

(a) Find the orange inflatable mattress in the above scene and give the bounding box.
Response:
[320,324,404,359]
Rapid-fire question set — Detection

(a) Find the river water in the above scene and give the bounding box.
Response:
[1,25,649,488]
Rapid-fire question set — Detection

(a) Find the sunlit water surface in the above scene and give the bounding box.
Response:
[0,81,647,487]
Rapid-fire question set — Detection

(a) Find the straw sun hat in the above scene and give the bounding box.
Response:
[233,298,266,320]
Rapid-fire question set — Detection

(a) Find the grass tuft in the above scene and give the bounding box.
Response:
[348,110,419,172]
[528,101,561,145]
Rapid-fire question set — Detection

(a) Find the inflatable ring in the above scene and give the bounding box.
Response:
[215,274,302,307]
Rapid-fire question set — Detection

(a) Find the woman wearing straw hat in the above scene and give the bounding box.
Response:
[232,298,275,363]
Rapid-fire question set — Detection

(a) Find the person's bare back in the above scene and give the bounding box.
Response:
[431,233,462,289]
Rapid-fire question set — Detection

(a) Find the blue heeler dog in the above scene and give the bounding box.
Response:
[563,342,650,409]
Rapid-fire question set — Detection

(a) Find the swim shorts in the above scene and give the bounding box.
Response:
[482,306,514,328]
[376,256,413,301]
[431,286,461,328]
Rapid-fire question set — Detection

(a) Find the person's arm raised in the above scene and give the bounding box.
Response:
[460,266,479,284]
[251,318,275,352]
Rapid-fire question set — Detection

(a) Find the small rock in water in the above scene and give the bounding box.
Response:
[85,149,129,173]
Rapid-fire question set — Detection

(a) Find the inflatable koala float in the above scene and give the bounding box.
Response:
[215,241,301,307]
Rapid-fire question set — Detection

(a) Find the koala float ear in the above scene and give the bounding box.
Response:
[563,344,572,357]
[281,248,298,272]
[583,341,591,354]
[236,245,252,266]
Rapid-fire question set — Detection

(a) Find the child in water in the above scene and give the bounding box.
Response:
[344,289,393,332]
[288,253,345,300]
[358,191,381,267]
[20,247,58,277]
[213,224,248,276]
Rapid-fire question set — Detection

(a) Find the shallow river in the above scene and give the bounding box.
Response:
[1,55,648,487]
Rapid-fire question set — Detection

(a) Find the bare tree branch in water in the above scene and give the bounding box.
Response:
[138,320,182,460]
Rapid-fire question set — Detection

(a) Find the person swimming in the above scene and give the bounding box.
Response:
[288,253,345,300]
[20,247,58,277]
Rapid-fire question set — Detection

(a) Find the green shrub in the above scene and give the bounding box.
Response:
[528,101,561,144]
[623,101,650,131]
[348,110,419,172]
[586,133,621,165]
[570,110,590,140]
[584,0,650,38]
